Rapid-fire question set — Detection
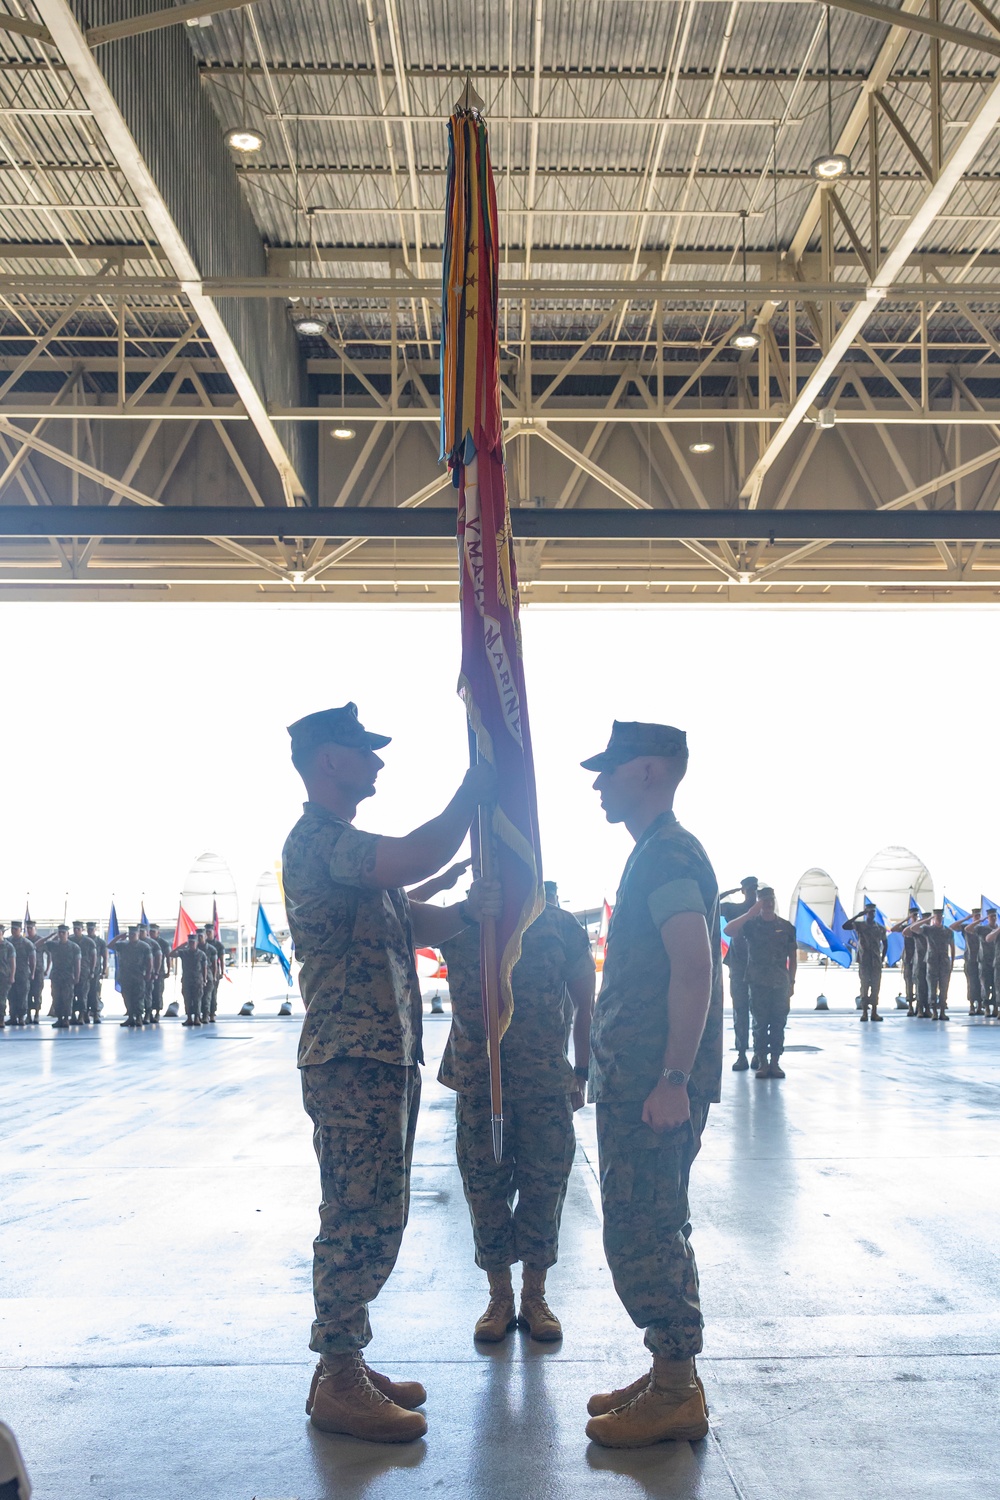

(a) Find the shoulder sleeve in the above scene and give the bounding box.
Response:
[327,824,381,887]
[556,910,593,975]
[647,878,708,928]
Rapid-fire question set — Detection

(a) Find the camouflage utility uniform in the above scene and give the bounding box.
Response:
[925,926,953,1016]
[88,932,108,1020]
[114,939,151,1025]
[0,937,15,1025]
[742,915,797,1060]
[977,921,997,1015]
[206,934,226,1019]
[439,904,592,1272]
[964,925,982,1015]
[45,937,82,1021]
[175,944,208,1021]
[196,938,216,1023]
[71,930,98,1024]
[845,918,887,1014]
[902,929,917,1012]
[283,801,423,1358]
[150,932,171,1018]
[589,811,722,1362]
[27,931,46,1022]
[720,897,755,1057]
[912,928,931,1017]
[7,931,34,1024]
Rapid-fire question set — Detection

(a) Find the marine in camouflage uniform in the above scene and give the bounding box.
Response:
[196,934,216,1023]
[25,922,46,1023]
[147,925,171,1020]
[137,927,160,1023]
[581,720,720,1450]
[901,926,916,1013]
[720,878,757,1069]
[6,921,34,1026]
[172,934,208,1025]
[910,918,931,1017]
[843,908,888,1022]
[0,926,15,1027]
[438,883,595,1341]
[980,909,1000,1017]
[952,910,982,1016]
[920,912,954,1019]
[282,701,494,1443]
[70,922,98,1025]
[86,922,107,1022]
[110,928,151,1026]
[730,889,797,1075]
[203,924,226,1020]
[41,927,82,1028]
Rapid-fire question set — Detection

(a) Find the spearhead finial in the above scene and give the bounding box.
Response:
[455,75,485,114]
[491,1114,503,1163]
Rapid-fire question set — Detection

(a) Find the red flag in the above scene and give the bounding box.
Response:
[172,903,198,950]
[212,898,220,942]
[596,899,612,972]
[442,104,543,1050]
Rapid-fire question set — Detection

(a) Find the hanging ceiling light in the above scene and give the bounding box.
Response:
[225,11,264,155]
[688,439,715,454]
[293,315,326,336]
[810,7,851,181]
[729,209,760,350]
[331,426,356,440]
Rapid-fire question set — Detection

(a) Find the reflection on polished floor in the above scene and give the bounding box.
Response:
[1,1002,998,1499]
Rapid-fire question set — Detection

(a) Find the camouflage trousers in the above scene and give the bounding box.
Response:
[966,961,982,1012]
[0,982,9,1024]
[859,962,882,1009]
[597,1100,709,1360]
[120,979,144,1024]
[72,974,92,1022]
[181,981,202,1020]
[729,971,750,1054]
[902,955,914,1008]
[8,977,29,1024]
[927,960,951,1012]
[86,972,102,1019]
[151,973,165,1015]
[981,963,997,1012]
[301,1056,420,1357]
[454,1089,575,1271]
[50,978,74,1022]
[750,981,790,1059]
[29,973,44,1018]
[914,962,930,1016]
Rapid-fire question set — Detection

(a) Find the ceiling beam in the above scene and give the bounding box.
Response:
[825,0,1000,59]
[33,0,310,508]
[6,505,1000,542]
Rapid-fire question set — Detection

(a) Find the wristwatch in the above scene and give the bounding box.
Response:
[662,1068,689,1087]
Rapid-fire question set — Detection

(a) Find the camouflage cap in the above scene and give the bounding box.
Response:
[758,886,776,900]
[287,701,390,756]
[740,875,759,888]
[580,719,687,773]
[57,924,69,933]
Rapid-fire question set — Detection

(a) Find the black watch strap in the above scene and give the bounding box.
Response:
[573,1064,589,1079]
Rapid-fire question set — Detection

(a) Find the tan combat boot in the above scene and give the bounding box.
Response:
[518,1266,562,1341]
[585,1356,709,1448]
[588,1359,708,1418]
[306,1357,426,1415]
[474,1267,516,1342]
[309,1351,428,1442]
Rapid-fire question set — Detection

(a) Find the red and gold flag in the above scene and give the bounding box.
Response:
[441,103,544,1112]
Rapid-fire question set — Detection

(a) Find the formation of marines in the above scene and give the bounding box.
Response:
[0,919,224,1029]
[283,703,719,1451]
[720,878,797,1077]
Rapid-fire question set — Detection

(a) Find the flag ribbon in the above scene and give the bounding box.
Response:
[442,100,544,1161]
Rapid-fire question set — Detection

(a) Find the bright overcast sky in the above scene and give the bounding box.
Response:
[1,600,994,926]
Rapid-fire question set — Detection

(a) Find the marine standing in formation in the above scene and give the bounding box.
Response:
[579,720,719,1449]
[172,931,209,1026]
[202,923,226,1021]
[726,887,797,1079]
[70,921,98,1025]
[6,921,34,1027]
[147,924,171,1022]
[719,876,757,1072]
[920,911,955,1020]
[282,703,499,1444]
[41,925,81,1029]
[951,908,982,1015]
[25,921,46,1024]
[0,925,14,1027]
[435,874,595,1345]
[110,927,152,1028]
[86,921,107,1022]
[843,905,888,1022]
[978,907,998,1016]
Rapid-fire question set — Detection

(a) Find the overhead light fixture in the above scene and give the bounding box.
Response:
[810,8,851,182]
[689,439,715,454]
[225,11,264,156]
[294,315,326,336]
[225,126,264,154]
[331,425,356,440]
[730,209,760,353]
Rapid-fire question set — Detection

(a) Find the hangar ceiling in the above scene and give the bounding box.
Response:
[3,0,1000,601]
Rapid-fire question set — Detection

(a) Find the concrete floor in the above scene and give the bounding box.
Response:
[1,998,998,1500]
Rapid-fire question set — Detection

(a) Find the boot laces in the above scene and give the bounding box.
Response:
[320,1350,390,1407]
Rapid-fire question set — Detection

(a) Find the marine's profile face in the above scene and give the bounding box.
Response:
[325,741,385,802]
[592,757,644,824]
[760,895,776,916]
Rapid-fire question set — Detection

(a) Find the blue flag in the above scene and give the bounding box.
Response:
[943,896,968,954]
[909,893,921,915]
[795,899,853,968]
[982,893,1000,917]
[254,902,292,987]
[831,895,856,955]
[107,900,121,993]
[140,902,149,927]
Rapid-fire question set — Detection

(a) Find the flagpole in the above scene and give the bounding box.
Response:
[469,724,503,1162]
